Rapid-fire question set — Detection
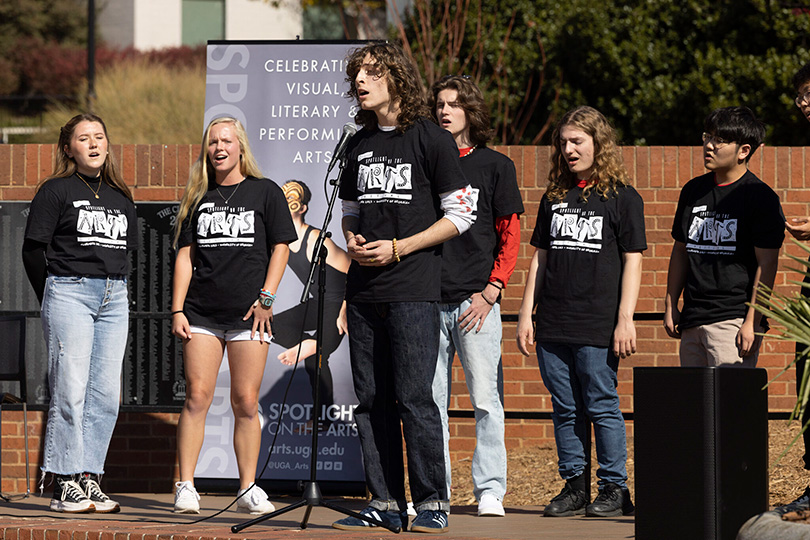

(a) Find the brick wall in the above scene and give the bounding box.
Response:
[1,143,806,493]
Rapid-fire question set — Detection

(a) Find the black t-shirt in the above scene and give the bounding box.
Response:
[178,176,297,328]
[24,174,138,276]
[440,147,524,303]
[530,184,647,347]
[671,170,785,329]
[339,118,469,302]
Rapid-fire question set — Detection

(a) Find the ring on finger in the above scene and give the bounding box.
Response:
[369,257,376,263]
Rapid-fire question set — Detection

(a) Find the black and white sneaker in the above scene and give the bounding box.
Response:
[410,509,449,534]
[50,474,95,513]
[79,473,120,513]
[775,486,810,515]
[332,506,408,531]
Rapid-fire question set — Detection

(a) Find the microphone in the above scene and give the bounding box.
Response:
[327,123,358,173]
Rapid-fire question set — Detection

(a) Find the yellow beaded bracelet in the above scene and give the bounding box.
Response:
[392,238,400,262]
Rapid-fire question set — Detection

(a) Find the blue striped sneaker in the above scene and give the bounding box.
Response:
[332,506,407,531]
[411,509,449,534]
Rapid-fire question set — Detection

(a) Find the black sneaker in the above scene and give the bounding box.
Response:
[775,486,810,515]
[585,482,635,517]
[543,478,589,517]
[50,474,95,513]
[79,473,120,513]
[332,506,408,532]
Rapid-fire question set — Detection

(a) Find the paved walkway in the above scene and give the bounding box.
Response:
[0,492,635,540]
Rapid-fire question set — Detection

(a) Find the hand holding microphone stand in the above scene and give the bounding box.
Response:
[232,124,400,534]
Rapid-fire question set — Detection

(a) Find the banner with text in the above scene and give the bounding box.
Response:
[197,41,363,483]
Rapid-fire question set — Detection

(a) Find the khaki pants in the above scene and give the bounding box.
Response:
[679,318,759,368]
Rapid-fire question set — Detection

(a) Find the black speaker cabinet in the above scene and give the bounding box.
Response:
[634,367,768,540]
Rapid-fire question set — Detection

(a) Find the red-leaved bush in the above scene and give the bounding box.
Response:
[7,37,205,108]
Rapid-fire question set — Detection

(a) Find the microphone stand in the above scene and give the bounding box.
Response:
[232,156,398,534]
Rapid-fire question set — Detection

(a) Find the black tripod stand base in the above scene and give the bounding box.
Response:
[230,481,401,534]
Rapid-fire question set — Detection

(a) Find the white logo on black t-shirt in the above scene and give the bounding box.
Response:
[196,207,256,247]
[74,201,128,249]
[549,207,604,253]
[356,152,413,203]
[686,214,737,254]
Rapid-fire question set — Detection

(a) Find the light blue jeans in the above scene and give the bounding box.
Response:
[40,275,129,475]
[537,342,628,487]
[432,299,506,502]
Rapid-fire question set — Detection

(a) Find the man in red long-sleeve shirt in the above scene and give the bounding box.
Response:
[429,75,524,518]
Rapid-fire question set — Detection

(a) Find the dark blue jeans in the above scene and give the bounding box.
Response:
[347,301,449,513]
[537,341,628,488]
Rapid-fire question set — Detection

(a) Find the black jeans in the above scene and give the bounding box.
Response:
[347,301,449,512]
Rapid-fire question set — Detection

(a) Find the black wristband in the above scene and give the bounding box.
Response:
[171,310,184,315]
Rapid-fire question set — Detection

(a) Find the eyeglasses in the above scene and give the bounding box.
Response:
[795,91,810,107]
[701,132,732,147]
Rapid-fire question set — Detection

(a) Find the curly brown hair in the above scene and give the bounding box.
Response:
[345,42,429,133]
[429,75,494,147]
[546,106,631,202]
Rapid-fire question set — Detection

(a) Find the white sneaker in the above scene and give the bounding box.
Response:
[174,481,200,514]
[478,493,505,517]
[237,485,275,515]
[79,474,120,513]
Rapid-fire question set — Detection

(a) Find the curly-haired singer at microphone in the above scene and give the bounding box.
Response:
[330,42,477,535]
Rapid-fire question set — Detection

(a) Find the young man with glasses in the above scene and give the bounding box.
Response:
[664,106,784,366]
[775,62,810,514]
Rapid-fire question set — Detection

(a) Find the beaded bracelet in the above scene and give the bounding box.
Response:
[259,289,276,308]
[392,238,401,262]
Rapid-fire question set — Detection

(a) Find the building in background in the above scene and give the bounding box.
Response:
[97,0,396,50]
[98,0,303,50]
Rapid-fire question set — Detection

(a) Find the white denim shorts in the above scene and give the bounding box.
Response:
[189,325,272,342]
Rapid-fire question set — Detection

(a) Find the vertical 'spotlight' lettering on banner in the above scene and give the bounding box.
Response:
[197,41,363,484]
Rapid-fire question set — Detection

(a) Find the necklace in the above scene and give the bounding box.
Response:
[459,145,476,158]
[216,177,245,205]
[76,172,102,199]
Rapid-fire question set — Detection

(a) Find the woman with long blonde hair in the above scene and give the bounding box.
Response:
[517,106,646,518]
[170,116,296,514]
[22,113,136,514]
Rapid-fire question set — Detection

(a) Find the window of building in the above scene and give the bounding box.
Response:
[182,0,225,46]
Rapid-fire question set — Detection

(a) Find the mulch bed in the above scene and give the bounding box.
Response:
[446,420,810,508]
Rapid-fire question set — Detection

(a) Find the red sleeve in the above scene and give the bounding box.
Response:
[489,213,520,287]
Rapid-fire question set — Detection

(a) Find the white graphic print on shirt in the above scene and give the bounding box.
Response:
[686,204,737,255]
[74,199,129,249]
[356,151,414,203]
[195,202,255,247]
[548,202,603,253]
